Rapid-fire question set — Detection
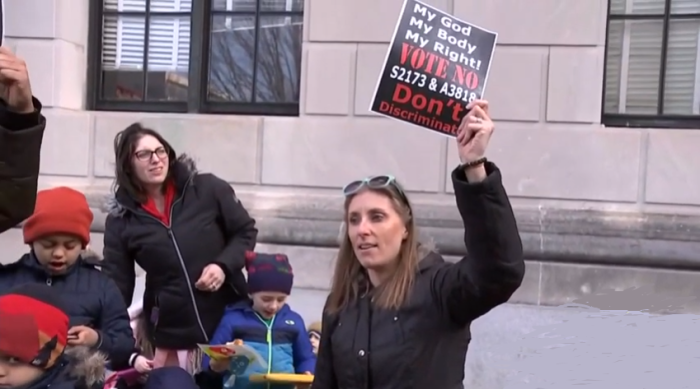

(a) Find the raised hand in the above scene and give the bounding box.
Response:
[0,46,34,113]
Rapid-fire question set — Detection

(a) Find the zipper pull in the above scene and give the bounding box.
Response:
[46,277,52,286]
[266,330,271,343]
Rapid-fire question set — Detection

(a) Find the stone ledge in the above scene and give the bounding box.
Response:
[219,244,700,314]
[37,234,699,314]
[78,186,700,270]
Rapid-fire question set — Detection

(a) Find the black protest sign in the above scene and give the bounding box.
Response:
[370,0,497,137]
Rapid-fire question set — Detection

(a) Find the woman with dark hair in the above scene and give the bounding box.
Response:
[101,123,257,374]
[311,100,525,389]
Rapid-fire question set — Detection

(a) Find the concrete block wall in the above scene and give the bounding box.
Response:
[6,0,700,310]
[11,0,700,210]
[4,0,88,110]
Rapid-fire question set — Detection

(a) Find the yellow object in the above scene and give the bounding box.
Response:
[249,373,314,384]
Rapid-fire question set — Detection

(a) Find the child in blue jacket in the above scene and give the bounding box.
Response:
[205,252,316,389]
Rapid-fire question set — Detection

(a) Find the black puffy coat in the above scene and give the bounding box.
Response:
[0,97,45,233]
[311,162,525,389]
[102,157,257,349]
[0,252,136,370]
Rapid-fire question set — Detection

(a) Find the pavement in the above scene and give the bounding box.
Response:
[3,229,700,388]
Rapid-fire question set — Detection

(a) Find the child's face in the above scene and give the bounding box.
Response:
[309,333,320,354]
[0,353,43,388]
[31,234,83,275]
[251,292,288,319]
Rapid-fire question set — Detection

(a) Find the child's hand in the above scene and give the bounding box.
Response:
[304,371,312,375]
[133,356,154,373]
[67,326,99,347]
[210,357,232,373]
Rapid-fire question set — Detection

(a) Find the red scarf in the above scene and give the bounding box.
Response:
[142,181,176,226]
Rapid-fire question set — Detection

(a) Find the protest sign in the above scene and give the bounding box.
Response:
[370,0,497,137]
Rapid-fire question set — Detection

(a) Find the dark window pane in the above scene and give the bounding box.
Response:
[146,15,191,101]
[208,15,255,102]
[604,20,624,113]
[254,15,303,103]
[671,0,700,15]
[663,19,700,114]
[101,15,146,100]
[149,0,192,12]
[610,0,665,15]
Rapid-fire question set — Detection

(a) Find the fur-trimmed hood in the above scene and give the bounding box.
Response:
[106,155,198,218]
[63,346,108,387]
[25,346,107,389]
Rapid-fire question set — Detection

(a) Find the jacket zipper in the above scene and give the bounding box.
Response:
[254,313,276,389]
[130,179,209,343]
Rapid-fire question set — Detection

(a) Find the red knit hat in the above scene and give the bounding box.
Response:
[0,283,69,369]
[23,187,93,247]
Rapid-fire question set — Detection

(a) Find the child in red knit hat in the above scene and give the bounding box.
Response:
[0,283,107,389]
[0,187,143,373]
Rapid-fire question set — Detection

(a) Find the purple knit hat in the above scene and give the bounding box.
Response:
[245,251,294,295]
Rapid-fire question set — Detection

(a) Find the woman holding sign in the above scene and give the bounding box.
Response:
[311,100,524,389]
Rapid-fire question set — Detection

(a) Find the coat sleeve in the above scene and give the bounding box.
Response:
[0,97,45,234]
[102,214,136,307]
[291,314,317,374]
[208,174,258,279]
[310,300,338,389]
[430,162,525,328]
[96,275,138,370]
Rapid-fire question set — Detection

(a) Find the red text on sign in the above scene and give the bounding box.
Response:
[391,83,466,122]
[452,66,479,90]
[392,83,444,115]
[400,43,480,91]
[399,43,449,79]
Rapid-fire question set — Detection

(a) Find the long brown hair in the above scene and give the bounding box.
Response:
[325,183,421,314]
[112,123,178,203]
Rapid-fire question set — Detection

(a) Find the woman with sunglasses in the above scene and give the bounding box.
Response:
[101,123,257,376]
[311,100,525,389]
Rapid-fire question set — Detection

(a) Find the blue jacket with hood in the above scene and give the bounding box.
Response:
[203,300,316,389]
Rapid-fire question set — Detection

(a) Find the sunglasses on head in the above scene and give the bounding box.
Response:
[342,175,410,204]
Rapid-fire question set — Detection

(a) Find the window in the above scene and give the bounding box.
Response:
[87,0,304,115]
[603,0,700,128]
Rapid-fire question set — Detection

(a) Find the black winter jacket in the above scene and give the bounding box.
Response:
[0,253,136,370]
[102,157,257,349]
[311,162,525,389]
[0,97,45,233]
